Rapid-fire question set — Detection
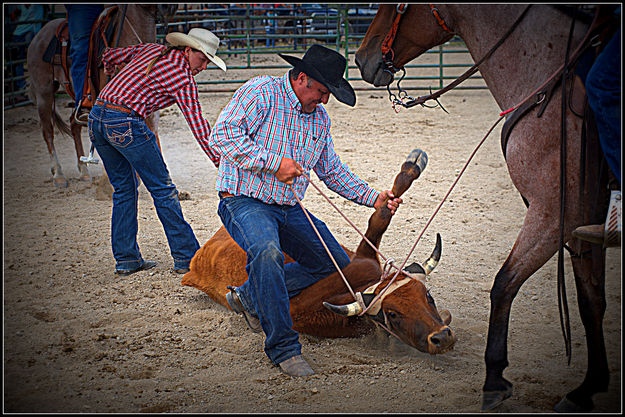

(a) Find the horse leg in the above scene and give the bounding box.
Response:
[481,206,562,411]
[553,241,608,412]
[35,94,69,188]
[70,120,91,182]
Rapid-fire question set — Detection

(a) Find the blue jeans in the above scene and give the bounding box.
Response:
[88,103,200,271]
[66,4,104,107]
[218,194,350,364]
[586,28,621,185]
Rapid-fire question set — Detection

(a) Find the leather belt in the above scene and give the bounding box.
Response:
[219,191,235,198]
[95,99,139,116]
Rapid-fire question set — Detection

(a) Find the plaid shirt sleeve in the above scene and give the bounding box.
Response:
[101,44,142,67]
[208,83,282,173]
[314,130,379,207]
[173,80,220,167]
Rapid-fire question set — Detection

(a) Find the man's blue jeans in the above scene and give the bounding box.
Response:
[88,103,200,271]
[66,4,104,107]
[218,194,350,364]
[586,28,621,185]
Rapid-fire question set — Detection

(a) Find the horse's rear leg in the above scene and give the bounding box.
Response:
[554,241,608,412]
[481,208,561,411]
[69,121,91,182]
[36,99,69,188]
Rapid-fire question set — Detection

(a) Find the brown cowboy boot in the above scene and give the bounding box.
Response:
[278,355,315,377]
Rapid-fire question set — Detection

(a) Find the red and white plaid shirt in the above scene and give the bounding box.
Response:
[99,43,219,166]
[209,73,379,207]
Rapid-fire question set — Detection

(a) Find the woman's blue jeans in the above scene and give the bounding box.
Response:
[88,104,200,272]
[218,194,350,364]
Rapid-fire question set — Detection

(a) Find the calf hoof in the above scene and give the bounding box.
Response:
[481,385,513,411]
[553,396,592,413]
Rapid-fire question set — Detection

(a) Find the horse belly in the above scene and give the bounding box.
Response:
[504,104,584,212]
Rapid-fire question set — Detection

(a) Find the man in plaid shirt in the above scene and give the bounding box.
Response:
[88,28,225,277]
[208,45,402,377]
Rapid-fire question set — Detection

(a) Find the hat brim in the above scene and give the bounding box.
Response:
[279,53,356,107]
[166,32,227,72]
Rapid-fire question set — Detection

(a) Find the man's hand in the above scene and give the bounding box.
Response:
[374,190,402,215]
[275,157,303,185]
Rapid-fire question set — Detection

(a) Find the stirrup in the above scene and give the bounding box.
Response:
[604,190,621,247]
[73,99,91,126]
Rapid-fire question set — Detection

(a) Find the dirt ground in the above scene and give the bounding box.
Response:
[3,52,622,413]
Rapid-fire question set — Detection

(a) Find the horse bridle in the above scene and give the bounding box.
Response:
[382,4,532,110]
[381,4,453,75]
[381,4,456,111]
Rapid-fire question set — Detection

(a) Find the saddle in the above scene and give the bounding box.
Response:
[42,6,121,110]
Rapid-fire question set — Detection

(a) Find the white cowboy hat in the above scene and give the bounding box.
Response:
[166,28,227,72]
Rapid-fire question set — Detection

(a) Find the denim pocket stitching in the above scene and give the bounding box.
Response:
[105,121,133,148]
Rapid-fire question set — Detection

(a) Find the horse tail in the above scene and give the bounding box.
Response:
[26,74,72,137]
[53,109,72,137]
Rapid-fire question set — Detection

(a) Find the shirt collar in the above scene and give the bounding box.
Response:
[281,72,318,117]
[281,72,301,112]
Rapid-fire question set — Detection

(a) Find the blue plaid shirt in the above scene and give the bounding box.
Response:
[208,72,379,207]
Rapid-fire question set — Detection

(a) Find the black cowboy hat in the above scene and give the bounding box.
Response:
[279,44,356,107]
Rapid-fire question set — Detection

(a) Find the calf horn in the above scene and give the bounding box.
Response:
[323,234,442,317]
[422,233,441,275]
[404,233,442,276]
[322,299,364,317]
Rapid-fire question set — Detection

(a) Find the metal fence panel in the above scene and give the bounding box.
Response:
[4,4,484,110]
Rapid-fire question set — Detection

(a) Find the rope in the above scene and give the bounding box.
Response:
[288,183,360,305]
[399,115,507,275]
[302,174,426,282]
[288,114,505,314]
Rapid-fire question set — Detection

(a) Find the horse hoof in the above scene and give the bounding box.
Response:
[481,386,513,411]
[53,178,69,188]
[553,396,591,413]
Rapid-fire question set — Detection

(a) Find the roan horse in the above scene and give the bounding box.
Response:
[181,149,456,354]
[355,4,618,413]
[26,5,177,189]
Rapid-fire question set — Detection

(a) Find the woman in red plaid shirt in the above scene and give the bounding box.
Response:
[88,28,225,276]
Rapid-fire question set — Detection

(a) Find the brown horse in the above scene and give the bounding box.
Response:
[355,4,617,413]
[26,5,177,189]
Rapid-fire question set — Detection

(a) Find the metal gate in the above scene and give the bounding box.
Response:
[3,4,485,110]
[169,4,485,93]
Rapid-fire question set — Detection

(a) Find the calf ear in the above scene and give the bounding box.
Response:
[440,309,452,325]
[403,262,425,275]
